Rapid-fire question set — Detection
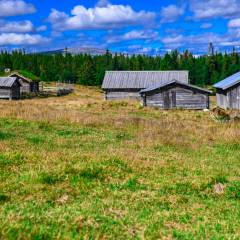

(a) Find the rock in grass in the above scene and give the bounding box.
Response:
[214,183,225,195]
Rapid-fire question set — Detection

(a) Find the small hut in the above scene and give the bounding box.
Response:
[8,72,39,93]
[0,77,21,100]
[102,71,189,100]
[140,80,211,109]
[214,72,240,110]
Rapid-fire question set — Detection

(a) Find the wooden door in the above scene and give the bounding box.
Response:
[163,91,170,109]
[171,90,176,108]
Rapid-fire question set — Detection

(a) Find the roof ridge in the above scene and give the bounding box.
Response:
[140,80,211,94]
[105,70,189,72]
[214,71,240,90]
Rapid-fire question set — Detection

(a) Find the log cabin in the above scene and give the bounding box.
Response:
[102,71,189,100]
[8,72,39,94]
[140,80,211,109]
[214,72,240,110]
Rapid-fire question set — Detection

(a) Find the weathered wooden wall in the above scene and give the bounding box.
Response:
[216,83,240,109]
[142,87,209,109]
[19,80,30,93]
[105,89,141,100]
[0,88,11,99]
[0,84,20,100]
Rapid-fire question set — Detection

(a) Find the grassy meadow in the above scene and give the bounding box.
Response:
[0,86,240,239]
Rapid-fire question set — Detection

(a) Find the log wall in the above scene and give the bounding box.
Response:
[143,86,209,109]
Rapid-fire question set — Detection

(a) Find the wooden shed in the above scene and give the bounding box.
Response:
[214,72,240,110]
[8,72,39,93]
[0,77,21,100]
[102,71,189,100]
[140,80,211,109]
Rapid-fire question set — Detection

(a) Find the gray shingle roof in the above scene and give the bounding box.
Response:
[140,80,212,94]
[214,71,240,90]
[0,77,18,87]
[102,71,189,89]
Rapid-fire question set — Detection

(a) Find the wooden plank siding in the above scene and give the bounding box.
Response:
[214,72,240,110]
[0,77,21,100]
[142,85,210,110]
[105,89,141,100]
[0,88,11,99]
[19,81,31,93]
[216,82,240,110]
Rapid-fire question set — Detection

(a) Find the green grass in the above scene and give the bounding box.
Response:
[0,90,240,239]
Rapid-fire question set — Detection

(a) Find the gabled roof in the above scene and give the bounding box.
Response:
[140,80,212,94]
[102,71,189,89]
[8,72,32,83]
[214,71,240,90]
[0,77,18,87]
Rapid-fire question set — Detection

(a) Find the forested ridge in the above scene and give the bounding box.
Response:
[0,49,239,87]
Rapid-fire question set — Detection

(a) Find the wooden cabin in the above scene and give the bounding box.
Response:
[140,80,211,109]
[0,77,21,100]
[8,72,39,93]
[214,72,240,110]
[102,71,189,100]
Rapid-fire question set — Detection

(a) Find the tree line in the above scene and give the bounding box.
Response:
[0,49,239,87]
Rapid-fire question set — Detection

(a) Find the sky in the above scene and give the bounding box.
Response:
[0,0,240,54]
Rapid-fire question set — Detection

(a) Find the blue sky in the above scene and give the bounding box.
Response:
[0,0,240,54]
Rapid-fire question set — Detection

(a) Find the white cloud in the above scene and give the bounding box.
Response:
[0,0,36,17]
[228,18,240,28]
[160,4,185,23]
[0,20,34,33]
[162,35,184,45]
[200,23,213,29]
[107,30,159,43]
[36,25,47,32]
[0,33,49,45]
[48,4,156,31]
[162,30,240,51]
[190,0,240,19]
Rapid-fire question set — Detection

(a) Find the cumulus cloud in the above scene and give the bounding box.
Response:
[160,4,185,23]
[0,0,36,17]
[0,20,34,33]
[107,30,159,43]
[48,4,156,31]
[228,18,240,28]
[190,0,240,19]
[0,33,49,46]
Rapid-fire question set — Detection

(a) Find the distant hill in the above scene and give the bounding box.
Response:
[40,47,108,56]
